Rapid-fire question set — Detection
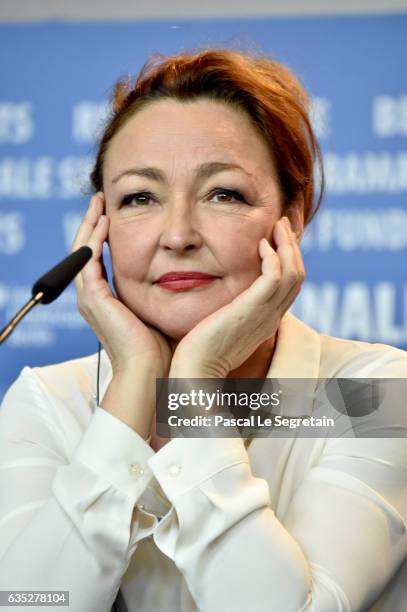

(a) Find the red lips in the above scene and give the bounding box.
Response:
[155,271,219,283]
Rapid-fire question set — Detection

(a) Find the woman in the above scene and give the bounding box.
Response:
[0,48,406,612]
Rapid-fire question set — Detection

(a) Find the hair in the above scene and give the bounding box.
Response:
[89,47,324,226]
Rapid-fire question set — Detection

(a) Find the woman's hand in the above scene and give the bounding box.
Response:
[72,192,173,378]
[169,216,305,378]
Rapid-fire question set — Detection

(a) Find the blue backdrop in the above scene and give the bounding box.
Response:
[1,14,406,399]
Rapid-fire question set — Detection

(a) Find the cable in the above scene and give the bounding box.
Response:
[96,340,101,406]
[97,340,120,612]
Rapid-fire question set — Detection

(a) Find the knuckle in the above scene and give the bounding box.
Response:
[76,289,91,309]
[286,268,298,284]
[77,296,94,321]
[81,285,94,300]
[271,271,281,287]
[77,301,87,318]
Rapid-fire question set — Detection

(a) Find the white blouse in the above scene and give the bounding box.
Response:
[0,312,406,612]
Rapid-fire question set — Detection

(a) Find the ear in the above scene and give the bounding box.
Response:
[285,194,305,241]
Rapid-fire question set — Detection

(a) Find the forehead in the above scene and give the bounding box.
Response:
[104,98,277,179]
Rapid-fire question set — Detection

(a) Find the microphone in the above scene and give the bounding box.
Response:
[32,246,92,304]
[0,246,92,344]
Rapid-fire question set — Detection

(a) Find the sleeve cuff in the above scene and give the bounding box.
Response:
[147,436,249,502]
[73,406,155,499]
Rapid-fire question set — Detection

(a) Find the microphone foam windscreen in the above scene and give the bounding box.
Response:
[31,246,93,304]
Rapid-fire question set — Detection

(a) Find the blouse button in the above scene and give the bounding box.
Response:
[130,463,145,478]
[168,463,182,477]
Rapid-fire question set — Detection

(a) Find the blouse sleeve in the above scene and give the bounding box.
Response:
[0,367,157,612]
[147,356,407,612]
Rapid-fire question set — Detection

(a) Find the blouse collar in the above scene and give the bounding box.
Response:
[265,311,321,418]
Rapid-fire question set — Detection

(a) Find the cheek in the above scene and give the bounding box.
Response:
[108,223,150,281]
[210,242,261,305]
[220,230,262,276]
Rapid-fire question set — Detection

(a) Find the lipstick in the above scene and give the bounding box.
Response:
[154,271,219,292]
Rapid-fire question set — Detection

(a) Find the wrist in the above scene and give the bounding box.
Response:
[112,357,164,379]
[169,358,202,378]
[101,365,158,439]
[169,356,225,379]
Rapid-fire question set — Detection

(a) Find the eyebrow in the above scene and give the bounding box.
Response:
[111,161,250,184]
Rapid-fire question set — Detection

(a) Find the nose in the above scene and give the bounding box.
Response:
[158,197,203,253]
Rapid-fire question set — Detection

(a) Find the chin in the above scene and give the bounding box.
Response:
[141,302,217,340]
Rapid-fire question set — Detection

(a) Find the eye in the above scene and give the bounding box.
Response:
[119,188,250,208]
[208,188,249,205]
[120,192,155,207]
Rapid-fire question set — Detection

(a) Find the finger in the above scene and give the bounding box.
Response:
[286,218,306,280]
[233,237,281,308]
[80,214,110,287]
[71,192,104,253]
[233,216,304,312]
[272,218,304,304]
[278,280,302,315]
[275,226,305,312]
[293,236,306,282]
[72,192,105,292]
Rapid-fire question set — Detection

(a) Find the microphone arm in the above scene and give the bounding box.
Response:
[0,291,44,344]
[0,246,92,345]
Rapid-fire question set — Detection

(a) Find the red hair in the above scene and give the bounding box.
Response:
[90,48,324,226]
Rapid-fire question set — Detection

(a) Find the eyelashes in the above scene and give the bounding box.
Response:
[120,192,153,207]
[210,188,248,205]
[119,188,250,208]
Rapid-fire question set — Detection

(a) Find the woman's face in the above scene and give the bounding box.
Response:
[103,98,284,339]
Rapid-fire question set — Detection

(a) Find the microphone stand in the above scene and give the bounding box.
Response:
[0,291,44,344]
[0,246,92,346]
